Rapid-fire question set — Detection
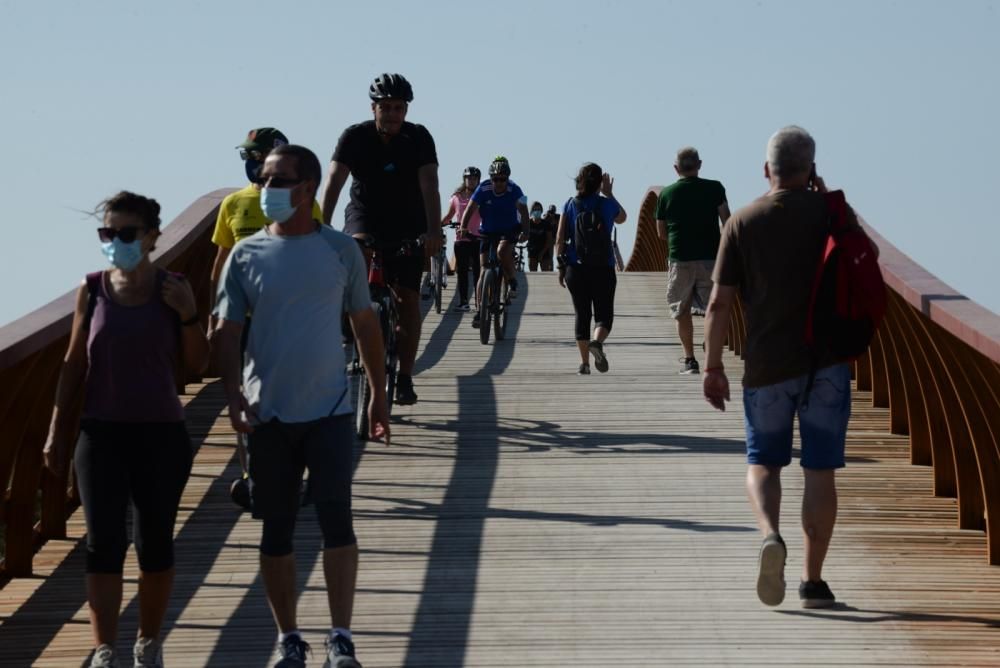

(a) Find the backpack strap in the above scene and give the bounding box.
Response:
[83,271,102,330]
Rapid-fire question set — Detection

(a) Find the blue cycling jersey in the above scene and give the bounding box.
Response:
[472,180,527,235]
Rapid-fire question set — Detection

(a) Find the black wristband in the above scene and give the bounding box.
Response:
[180,313,200,327]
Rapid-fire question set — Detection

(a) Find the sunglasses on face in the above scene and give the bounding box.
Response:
[98,226,146,243]
[262,176,303,189]
[491,177,508,183]
[239,148,264,161]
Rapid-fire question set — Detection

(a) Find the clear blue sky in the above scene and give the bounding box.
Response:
[2,0,998,326]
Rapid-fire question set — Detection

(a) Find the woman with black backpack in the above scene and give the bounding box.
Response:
[556,163,628,374]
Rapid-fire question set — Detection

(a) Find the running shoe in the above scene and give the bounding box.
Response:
[472,313,481,328]
[577,363,591,375]
[133,637,163,668]
[588,340,609,373]
[680,357,700,375]
[756,532,787,606]
[325,633,362,667]
[507,279,518,300]
[89,645,120,668]
[395,374,418,405]
[799,579,837,609]
[455,302,470,312]
[275,635,311,667]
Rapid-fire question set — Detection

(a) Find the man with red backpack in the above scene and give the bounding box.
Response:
[701,126,881,610]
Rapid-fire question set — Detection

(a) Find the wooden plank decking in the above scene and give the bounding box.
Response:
[2,272,999,667]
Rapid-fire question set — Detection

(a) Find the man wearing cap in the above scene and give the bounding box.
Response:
[320,73,441,407]
[209,128,325,330]
[655,147,730,375]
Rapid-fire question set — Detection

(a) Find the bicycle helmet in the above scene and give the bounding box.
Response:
[463,166,481,178]
[488,156,511,178]
[369,73,414,102]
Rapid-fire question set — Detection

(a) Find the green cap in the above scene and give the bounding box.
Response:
[237,127,288,152]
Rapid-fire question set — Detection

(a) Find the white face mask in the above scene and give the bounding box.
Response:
[260,187,298,223]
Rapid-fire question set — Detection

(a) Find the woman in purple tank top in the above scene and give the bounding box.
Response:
[43,191,209,668]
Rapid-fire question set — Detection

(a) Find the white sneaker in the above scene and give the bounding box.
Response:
[90,644,120,668]
[133,637,163,668]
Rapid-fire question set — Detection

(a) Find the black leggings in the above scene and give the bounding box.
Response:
[454,240,481,305]
[75,420,193,574]
[565,265,617,341]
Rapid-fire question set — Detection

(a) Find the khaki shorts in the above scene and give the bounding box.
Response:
[666,260,714,318]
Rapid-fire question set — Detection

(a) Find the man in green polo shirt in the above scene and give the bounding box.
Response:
[655,147,731,374]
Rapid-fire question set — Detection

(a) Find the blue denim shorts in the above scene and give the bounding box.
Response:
[743,363,851,469]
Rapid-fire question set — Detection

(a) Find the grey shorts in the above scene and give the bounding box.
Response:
[246,414,353,520]
[666,260,714,318]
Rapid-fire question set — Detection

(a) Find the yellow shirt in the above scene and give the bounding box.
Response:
[212,184,325,248]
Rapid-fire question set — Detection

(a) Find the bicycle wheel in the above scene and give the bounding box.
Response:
[433,252,443,314]
[353,344,369,440]
[479,270,494,345]
[382,296,398,410]
[495,277,509,341]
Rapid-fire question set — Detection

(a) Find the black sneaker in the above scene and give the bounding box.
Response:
[799,579,836,609]
[588,340,609,373]
[472,313,481,328]
[395,374,418,405]
[325,633,362,667]
[507,279,518,300]
[756,532,786,607]
[229,475,251,511]
[577,363,591,375]
[680,357,700,375]
[274,635,311,667]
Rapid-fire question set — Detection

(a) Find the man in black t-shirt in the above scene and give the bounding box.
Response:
[321,73,441,406]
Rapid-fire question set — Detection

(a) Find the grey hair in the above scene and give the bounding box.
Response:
[766,126,815,178]
[675,146,701,170]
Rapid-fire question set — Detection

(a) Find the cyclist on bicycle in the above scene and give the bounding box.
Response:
[459,156,529,328]
[442,166,482,311]
[321,73,441,406]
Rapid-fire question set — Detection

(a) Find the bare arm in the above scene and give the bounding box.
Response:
[43,282,90,477]
[162,275,209,376]
[703,283,737,411]
[656,219,668,240]
[718,202,731,227]
[321,161,352,226]
[349,306,390,443]
[417,163,442,256]
[516,202,530,240]
[209,245,231,329]
[440,198,457,227]
[215,319,253,433]
[460,200,479,234]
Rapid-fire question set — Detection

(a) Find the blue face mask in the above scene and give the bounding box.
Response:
[101,238,144,271]
[530,211,542,220]
[260,187,298,223]
[245,159,263,184]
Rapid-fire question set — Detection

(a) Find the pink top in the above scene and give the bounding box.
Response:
[452,193,481,240]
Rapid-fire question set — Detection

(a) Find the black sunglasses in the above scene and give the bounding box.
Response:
[239,148,264,161]
[491,176,508,183]
[98,226,146,243]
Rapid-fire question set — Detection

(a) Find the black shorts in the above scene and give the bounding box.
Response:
[528,243,546,260]
[479,229,520,255]
[246,414,354,520]
[382,252,424,292]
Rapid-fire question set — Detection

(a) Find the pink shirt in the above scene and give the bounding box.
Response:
[452,193,481,239]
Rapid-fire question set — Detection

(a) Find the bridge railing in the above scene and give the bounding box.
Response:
[626,186,1000,565]
[0,189,231,580]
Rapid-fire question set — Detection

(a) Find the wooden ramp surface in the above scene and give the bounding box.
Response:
[2,273,999,667]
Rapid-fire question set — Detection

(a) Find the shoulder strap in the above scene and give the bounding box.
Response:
[84,271,102,329]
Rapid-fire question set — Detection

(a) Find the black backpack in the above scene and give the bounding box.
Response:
[571,197,609,266]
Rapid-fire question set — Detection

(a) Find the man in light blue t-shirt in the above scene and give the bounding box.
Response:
[214,144,384,668]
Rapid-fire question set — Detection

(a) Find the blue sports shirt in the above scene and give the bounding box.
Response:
[471,180,527,235]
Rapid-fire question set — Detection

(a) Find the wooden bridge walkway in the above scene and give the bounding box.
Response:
[2,273,998,667]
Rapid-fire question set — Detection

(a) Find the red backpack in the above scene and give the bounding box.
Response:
[802,191,887,402]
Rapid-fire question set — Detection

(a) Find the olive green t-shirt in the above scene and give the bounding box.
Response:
[655,177,727,261]
[713,189,865,388]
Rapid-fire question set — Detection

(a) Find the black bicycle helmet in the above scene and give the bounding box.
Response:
[369,73,414,102]
[488,155,511,177]
[463,166,481,178]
